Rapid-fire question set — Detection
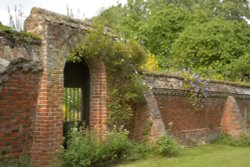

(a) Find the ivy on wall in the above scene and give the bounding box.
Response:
[68,23,147,128]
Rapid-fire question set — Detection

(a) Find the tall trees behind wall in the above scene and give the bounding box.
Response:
[95,0,250,82]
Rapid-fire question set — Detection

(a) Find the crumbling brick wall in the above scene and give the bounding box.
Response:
[0,29,42,157]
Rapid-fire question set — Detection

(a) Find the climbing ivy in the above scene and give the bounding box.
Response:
[68,23,147,128]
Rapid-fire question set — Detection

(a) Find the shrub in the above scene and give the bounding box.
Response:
[218,131,250,147]
[59,126,148,167]
[59,128,97,167]
[238,130,250,147]
[218,133,238,146]
[154,134,181,157]
[0,154,31,167]
[125,142,151,161]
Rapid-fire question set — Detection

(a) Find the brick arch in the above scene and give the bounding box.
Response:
[25,7,108,167]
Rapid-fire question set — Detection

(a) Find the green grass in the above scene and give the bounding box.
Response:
[114,144,250,167]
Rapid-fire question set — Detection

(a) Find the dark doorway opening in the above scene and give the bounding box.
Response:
[63,60,90,138]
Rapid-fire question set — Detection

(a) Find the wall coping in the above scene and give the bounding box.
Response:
[25,7,92,31]
[145,72,250,88]
[144,72,250,98]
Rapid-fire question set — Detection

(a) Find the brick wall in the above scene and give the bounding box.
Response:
[1,7,109,167]
[130,101,151,141]
[156,95,223,143]
[25,8,109,166]
[237,99,250,128]
[0,69,41,157]
[1,7,250,167]
[130,74,250,144]
[0,26,42,160]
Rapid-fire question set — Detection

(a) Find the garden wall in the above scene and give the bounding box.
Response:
[1,7,250,167]
[130,74,250,144]
[1,8,109,167]
[0,29,42,157]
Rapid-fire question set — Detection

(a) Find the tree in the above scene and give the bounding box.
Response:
[95,0,250,81]
[139,5,191,68]
[171,18,250,80]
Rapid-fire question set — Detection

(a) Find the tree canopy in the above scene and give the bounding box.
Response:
[95,0,250,82]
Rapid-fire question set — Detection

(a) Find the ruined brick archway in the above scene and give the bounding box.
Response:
[63,60,90,138]
[24,8,108,166]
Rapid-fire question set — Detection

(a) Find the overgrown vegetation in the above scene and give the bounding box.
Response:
[0,23,41,43]
[59,127,150,167]
[68,22,147,128]
[59,127,182,167]
[217,130,250,147]
[153,135,181,157]
[0,154,31,167]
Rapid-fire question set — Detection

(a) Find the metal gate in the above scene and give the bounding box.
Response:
[64,88,82,125]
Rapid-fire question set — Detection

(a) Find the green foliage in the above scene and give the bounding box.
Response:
[59,126,148,167]
[140,5,191,69]
[95,0,250,82]
[0,154,31,167]
[114,144,250,167]
[68,23,147,127]
[218,131,250,147]
[227,54,250,81]
[146,0,250,21]
[108,89,134,127]
[154,134,181,157]
[0,23,13,31]
[0,23,41,43]
[217,133,238,146]
[171,18,250,81]
[180,69,209,111]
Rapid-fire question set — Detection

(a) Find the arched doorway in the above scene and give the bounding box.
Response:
[63,60,90,137]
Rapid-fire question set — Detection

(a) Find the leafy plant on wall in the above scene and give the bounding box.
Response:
[68,22,147,128]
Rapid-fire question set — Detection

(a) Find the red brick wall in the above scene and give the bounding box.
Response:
[132,93,250,144]
[25,8,109,166]
[131,95,226,143]
[156,95,224,143]
[0,69,41,157]
[129,102,151,141]
[237,99,250,128]
[221,96,246,137]
[89,60,108,133]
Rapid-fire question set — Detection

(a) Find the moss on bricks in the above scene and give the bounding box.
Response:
[0,23,41,44]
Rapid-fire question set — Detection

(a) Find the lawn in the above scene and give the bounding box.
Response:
[114,144,250,167]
